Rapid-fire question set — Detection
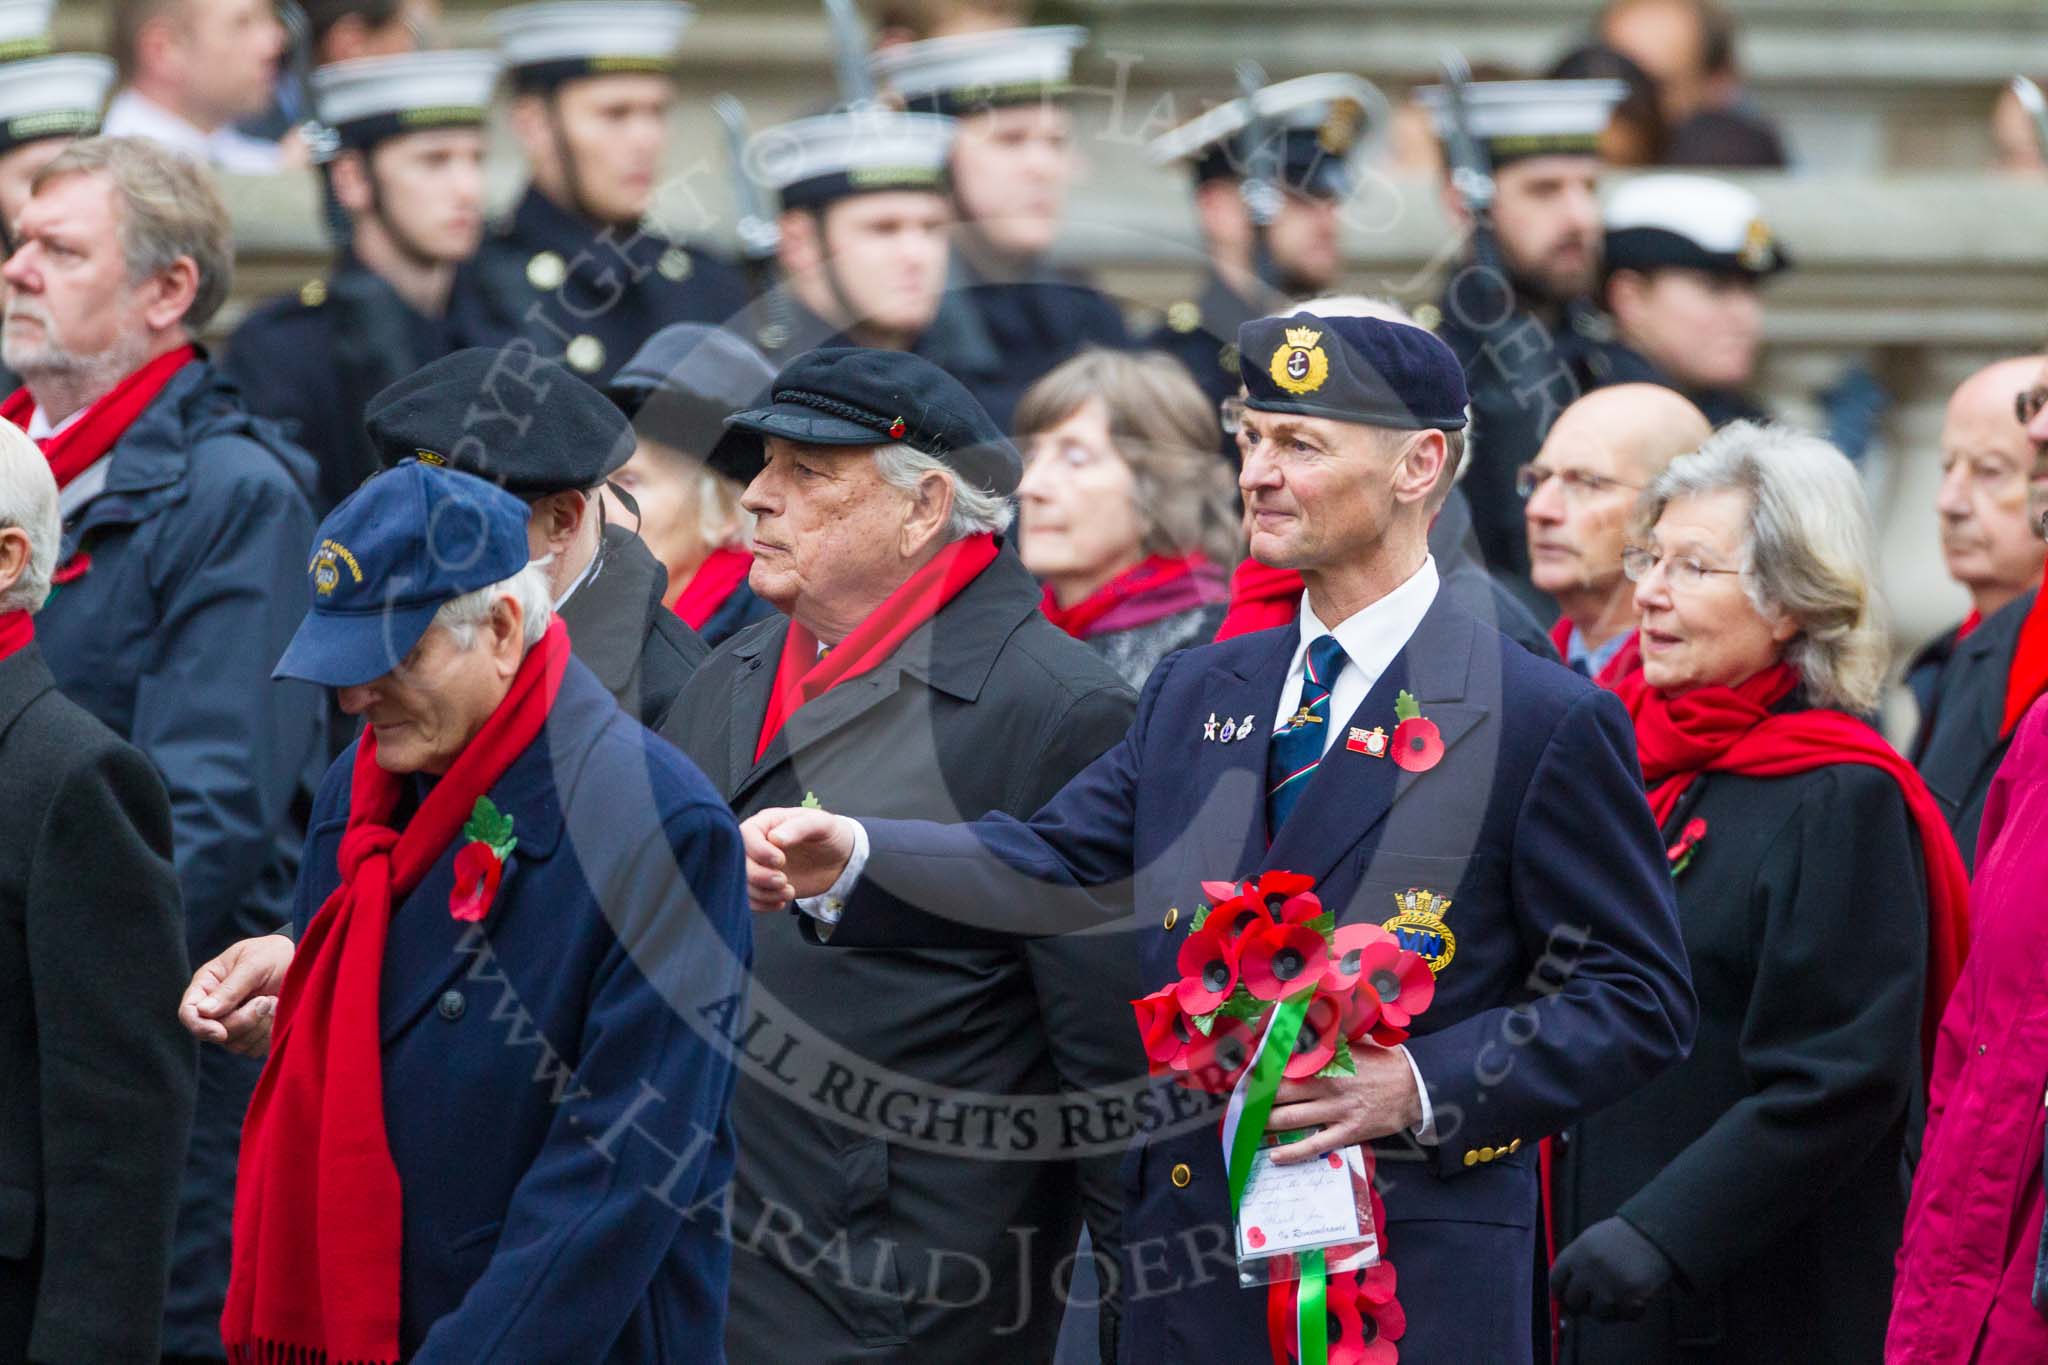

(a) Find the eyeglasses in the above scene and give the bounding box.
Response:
[2016,386,2048,427]
[1515,464,1643,501]
[1621,545,1744,589]
[1219,395,1247,436]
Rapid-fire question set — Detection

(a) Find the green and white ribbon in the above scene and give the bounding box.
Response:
[1222,986,1328,1365]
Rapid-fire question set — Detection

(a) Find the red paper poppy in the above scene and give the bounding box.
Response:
[1207,893,1273,946]
[1357,940,1435,1027]
[1325,922,1398,992]
[1179,1013,1259,1093]
[1131,985,1194,1070]
[1248,870,1317,920]
[1316,1264,1405,1365]
[1175,924,1241,1014]
[1283,990,1345,1078]
[449,841,505,922]
[1391,716,1443,773]
[1239,922,1330,1001]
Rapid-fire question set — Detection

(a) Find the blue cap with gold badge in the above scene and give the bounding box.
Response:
[274,463,535,688]
[1239,312,1468,431]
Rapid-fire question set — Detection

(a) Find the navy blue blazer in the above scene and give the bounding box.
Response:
[291,659,751,1362]
[821,593,1696,1363]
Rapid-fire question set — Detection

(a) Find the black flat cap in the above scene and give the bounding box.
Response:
[607,324,777,460]
[1240,312,1469,431]
[366,346,635,496]
[711,347,1021,496]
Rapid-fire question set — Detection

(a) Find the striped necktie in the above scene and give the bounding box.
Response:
[1266,634,1348,833]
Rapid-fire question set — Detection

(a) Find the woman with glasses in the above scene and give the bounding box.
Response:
[1013,349,1239,688]
[1549,422,1970,1364]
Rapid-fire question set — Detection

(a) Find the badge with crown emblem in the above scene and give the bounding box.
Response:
[1268,324,1330,395]
[1739,218,1775,272]
[1381,887,1456,974]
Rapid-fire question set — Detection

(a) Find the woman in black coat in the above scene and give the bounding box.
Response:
[1549,422,1969,1364]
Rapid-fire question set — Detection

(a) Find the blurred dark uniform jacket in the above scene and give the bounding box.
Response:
[453,186,750,388]
[915,253,1129,432]
[661,547,1142,1365]
[1427,291,1632,595]
[222,251,473,515]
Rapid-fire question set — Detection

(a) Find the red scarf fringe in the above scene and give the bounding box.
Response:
[0,344,195,489]
[672,545,753,631]
[221,621,571,1365]
[753,532,998,762]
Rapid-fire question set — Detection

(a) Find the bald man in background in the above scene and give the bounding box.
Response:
[1522,384,1713,682]
[1908,355,2048,866]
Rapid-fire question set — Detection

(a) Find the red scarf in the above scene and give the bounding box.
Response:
[221,621,571,1365]
[1613,663,1969,1066]
[0,344,196,490]
[0,610,30,662]
[1999,562,2048,738]
[1213,559,1302,641]
[672,545,753,631]
[1546,617,1642,688]
[754,532,997,763]
[1039,553,1201,639]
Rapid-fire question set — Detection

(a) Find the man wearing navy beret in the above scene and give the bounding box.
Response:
[744,314,1696,1362]
[659,347,1144,1363]
[180,460,751,1362]
[364,346,709,730]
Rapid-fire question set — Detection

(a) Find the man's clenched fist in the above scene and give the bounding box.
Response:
[740,807,859,911]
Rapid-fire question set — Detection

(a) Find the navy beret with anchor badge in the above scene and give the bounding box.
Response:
[711,346,1023,497]
[1239,311,1470,432]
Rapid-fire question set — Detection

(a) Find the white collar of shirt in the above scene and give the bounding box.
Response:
[552,550,601,611]
[1271,555,1441,752]
[25,404,85,441]
[101,89,284,173]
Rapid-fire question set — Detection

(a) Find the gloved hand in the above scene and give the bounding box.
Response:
[1552,1216,1675,1322]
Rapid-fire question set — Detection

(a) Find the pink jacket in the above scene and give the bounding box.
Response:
[1888,699,2048,1363]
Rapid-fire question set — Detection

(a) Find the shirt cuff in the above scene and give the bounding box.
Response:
[795,818,869,925]
[1399,1045,1436,1143]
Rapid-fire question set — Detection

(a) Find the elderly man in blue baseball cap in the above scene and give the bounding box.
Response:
[180,460,752,1362]
[741,313,1696,1363]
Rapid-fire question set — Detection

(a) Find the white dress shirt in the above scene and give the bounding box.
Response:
[102,89,287,174]
[1271,553,1440,751]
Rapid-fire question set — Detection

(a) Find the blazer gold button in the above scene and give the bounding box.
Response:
[1463,1149,1479,1167]
[437,990,465,1021]
[1170,1162,1192,1188]
[1163,907,1178,930]
[1509,1138,1522,1153]
[1479,1146,1496,1162]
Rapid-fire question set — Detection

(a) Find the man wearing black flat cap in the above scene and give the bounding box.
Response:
[364,346,707,730]
[659,346,1145,1364]
[743,314,1696,1363]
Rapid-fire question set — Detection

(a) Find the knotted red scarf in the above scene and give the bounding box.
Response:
[1039,552,1203,639]
[0,609,29,662]
[1214,558,1302,641]
[754,532,997,762]
[1998,561,2048,738]
[1546,618,1642,688]
[0,344,195,490]
[672,545,753,631]
[221,619,571,1365]
[1613,662,1969,1066]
